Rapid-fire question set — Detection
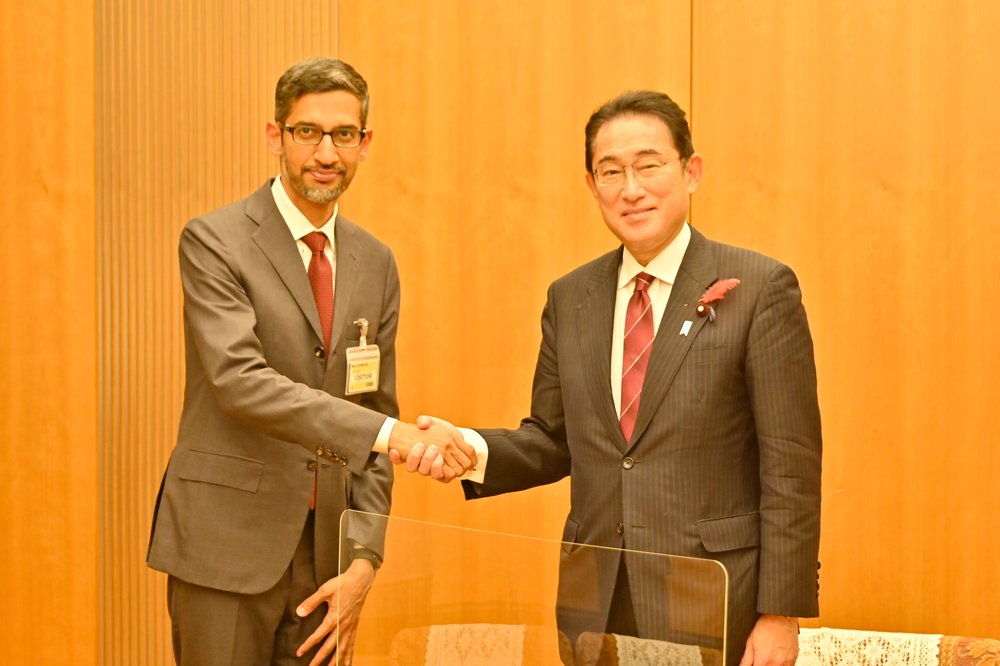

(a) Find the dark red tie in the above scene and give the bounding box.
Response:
[620,272,655,442]
[302,232,332,510]
[303,231,334,350]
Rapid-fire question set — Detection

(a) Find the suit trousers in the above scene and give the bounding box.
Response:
[167,512,323,666]
[606,558,639,637]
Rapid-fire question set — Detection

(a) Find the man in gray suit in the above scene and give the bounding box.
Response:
[147,58,474,665]
[395,91,822,666]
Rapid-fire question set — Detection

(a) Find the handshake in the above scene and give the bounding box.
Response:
[387,416,477,482]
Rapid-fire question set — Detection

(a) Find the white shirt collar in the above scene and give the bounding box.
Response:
[270,175,338,242]
[617,222,692,288]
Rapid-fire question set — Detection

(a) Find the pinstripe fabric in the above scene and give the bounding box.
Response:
[468,228,822,666]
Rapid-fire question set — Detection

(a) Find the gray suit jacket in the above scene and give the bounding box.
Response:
[148,181,398,594]
[467,228,822,664]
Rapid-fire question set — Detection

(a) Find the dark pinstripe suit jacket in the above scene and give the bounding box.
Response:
[148,182,398,594]
[467,227,822,664]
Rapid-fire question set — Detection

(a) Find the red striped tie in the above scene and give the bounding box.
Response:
[620,272,655,442]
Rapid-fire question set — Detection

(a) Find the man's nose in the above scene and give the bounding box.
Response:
[621,169,645,199]
[314,134,340,162]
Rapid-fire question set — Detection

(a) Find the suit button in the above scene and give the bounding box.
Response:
[307,461,318,471]
[314,346,325,359]
[616,522,624,535]
[622,457,634,470]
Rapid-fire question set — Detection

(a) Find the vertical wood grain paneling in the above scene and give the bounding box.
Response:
[4,2,997,663]
[340,0,691,534]
[338,0,691,652]
[95,2,340,662]
[0,0,98,664]
[692,0,1000,637]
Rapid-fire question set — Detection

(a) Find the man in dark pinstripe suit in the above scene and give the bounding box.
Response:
[393,90,821,666]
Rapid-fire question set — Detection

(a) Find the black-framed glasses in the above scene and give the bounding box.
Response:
[592,157,682,187]
[281,123,367,148]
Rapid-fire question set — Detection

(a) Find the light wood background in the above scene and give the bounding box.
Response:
[691,1,1000,637]
[0,1,98,665]
[1,0,997,663]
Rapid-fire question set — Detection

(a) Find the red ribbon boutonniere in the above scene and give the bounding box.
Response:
[695,278,741,322]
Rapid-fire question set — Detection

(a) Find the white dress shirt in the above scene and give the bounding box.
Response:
[271,176,338,281]
[610,223,691,416]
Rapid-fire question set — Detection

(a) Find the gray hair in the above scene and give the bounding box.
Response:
[274,57,370,126]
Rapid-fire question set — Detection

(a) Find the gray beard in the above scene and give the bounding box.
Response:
[298,178,344,204]
[282,154,346,203]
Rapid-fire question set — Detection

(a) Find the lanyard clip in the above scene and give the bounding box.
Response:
[353,318,369,348]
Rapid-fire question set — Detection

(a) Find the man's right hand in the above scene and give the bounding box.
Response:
[387,418,476,480]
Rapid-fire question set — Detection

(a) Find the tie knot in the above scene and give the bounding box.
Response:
[633,272,653,294]
[303,231,327,254]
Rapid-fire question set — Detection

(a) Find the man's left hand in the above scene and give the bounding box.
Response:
[739,614,799,666]
[295,558,376,666]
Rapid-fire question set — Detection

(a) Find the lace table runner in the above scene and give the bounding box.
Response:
[615,634,704,665]
[424,623,526,665]
[798,627,942,666]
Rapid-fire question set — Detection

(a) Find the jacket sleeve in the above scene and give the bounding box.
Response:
[465,282,572,498]
[179,217,387,475]
[345,251,401,560]
[745,262,823,617]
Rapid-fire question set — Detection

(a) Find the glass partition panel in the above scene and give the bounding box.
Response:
[339,510,728,665]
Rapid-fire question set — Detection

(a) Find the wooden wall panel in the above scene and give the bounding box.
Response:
[94,1,341,663]
[340,0,691,534]
[6,1,995,662]
[0,0,98,664]
[692,0,1000,637]
[338,0,691,652]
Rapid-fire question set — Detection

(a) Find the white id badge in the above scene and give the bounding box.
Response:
[345,345,380,395]
[345,318,379,395]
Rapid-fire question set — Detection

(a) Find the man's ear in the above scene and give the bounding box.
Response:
[266,121,283,157]
[357,128,373,161]
[585,171,600,199]
[684,153,704,193]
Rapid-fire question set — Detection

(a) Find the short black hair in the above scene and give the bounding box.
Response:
[584,90,694,171]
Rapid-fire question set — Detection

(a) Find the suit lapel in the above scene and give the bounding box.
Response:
[330,216,360,353]
[248,184,326,345]
[578,249,631,452]
[629,228,718,448]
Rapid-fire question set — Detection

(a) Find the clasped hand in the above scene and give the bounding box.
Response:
[387,416,474,482]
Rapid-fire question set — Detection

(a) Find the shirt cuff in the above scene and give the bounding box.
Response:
[372,417,396,454]
[457,427,488,484]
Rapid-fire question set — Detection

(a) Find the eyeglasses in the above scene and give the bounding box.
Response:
[281,124,367,148]
[592,157,682,187]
